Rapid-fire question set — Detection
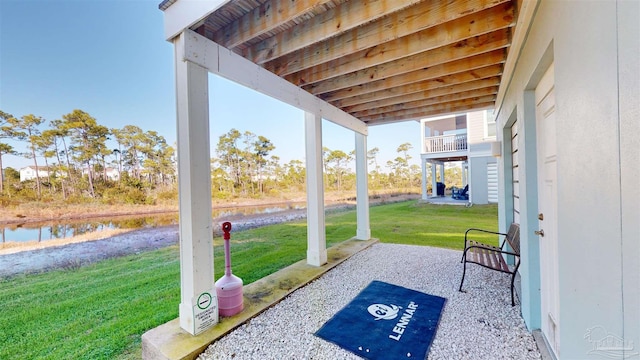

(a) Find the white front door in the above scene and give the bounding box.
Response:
[536,63,560,358]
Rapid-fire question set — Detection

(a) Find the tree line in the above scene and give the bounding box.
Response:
[210,129,424,200]
[1,109,425,205]
[1,109,175,204]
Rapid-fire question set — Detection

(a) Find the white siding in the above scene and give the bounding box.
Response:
[511,122,520,223]
[487,162,498,203]
[466,110,485,144]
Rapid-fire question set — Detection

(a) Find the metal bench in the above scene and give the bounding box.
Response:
[459,223,521,306]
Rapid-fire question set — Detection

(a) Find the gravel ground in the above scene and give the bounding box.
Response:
[199,243,541,360]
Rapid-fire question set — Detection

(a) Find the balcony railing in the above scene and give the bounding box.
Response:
[424,134,468,153]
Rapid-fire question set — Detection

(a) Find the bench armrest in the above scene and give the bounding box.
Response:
[465,228,508,239]
[464,228,508,249]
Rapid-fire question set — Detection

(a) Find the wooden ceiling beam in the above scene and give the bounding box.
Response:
[247,0,507,64]
[333,65,503,108]
[304,29,509,95]
[317,49,505,101]
[244,0,425,64]
[350,87,499,118]
[277,2,514,84]
[343,77,501,113]
[360,95,496,121]
[210,0,334,49]
[360,100,496,123]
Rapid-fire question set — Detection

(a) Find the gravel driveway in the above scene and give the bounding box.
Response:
[199,243,541,360]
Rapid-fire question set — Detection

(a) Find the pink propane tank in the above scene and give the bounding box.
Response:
[215,222,244,317]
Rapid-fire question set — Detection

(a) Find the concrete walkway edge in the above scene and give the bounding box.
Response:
[141,238,379,360]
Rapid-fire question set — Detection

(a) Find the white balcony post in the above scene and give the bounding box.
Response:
[174,33,217,335]
[305,112,327,266]
[355,132,370,240]
[420,120,426,153]
[463,161,469,185]
[431,162,437,197]
[439,164,445,183]
[421,158,428,200]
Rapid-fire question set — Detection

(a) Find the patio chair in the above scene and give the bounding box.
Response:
[452,184,468,200]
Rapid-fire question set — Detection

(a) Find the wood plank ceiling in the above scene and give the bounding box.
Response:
[160,0,517,126]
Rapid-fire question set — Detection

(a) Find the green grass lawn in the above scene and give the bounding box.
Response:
[0,200,498,359]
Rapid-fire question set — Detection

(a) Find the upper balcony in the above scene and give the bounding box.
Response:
[419,110,498,161]
[424,133,468,154]
[421,125,469,162]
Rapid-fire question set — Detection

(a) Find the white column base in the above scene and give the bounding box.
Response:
[179,303,192,331]
[357,228,372,240]
[307,249,328,267]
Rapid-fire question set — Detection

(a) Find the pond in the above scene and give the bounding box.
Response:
[0,203,305,245]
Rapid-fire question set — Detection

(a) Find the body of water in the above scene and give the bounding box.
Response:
[0,203,304,245]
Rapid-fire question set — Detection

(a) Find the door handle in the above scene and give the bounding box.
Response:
[534,229,545,237]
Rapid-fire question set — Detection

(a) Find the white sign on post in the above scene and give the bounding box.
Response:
[193,290,218,335]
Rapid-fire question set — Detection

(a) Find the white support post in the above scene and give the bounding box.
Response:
[174,33,217,335]
[421,158,428,200]
[305,112,327,266]
[439,164,445,183]
[355,132,371,240]
[463,161,469,185]
[431,162,437,197]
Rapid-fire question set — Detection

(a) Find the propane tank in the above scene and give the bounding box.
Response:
[215,222,244,317]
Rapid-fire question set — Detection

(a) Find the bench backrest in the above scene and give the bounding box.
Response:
[505,223,521,256]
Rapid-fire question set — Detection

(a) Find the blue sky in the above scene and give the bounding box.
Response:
[0,0,421,171]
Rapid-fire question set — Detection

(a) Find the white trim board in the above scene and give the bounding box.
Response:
[162,0,230,41]
[178,29,368,135]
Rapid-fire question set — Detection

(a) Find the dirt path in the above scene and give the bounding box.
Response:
[0,195,419,278]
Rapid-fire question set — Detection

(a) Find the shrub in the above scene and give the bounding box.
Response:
[155,189,178,202]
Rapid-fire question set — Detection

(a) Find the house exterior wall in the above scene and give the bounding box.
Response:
[19,167,51,182]
[618,0,640,353]
[495,1,639,358]
[466,110,485,144]
[468,157,487,204]
[468,142,496,205]
[467,111,497,205]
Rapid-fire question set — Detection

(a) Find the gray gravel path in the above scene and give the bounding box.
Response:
[199,243,541,360]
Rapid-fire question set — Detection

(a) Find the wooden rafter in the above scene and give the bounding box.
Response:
[342,77,502,113]
[276,2,514,84]
[361,100,496,123]
[305,29,510,95]
[317,49,506,101]
[210,0,335,50]
[165,0,520,126]
[244,0,425,64]
[350,86,499,118]
[332,65,503,108]
[359,95,496,122]
[247,0,508,65]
